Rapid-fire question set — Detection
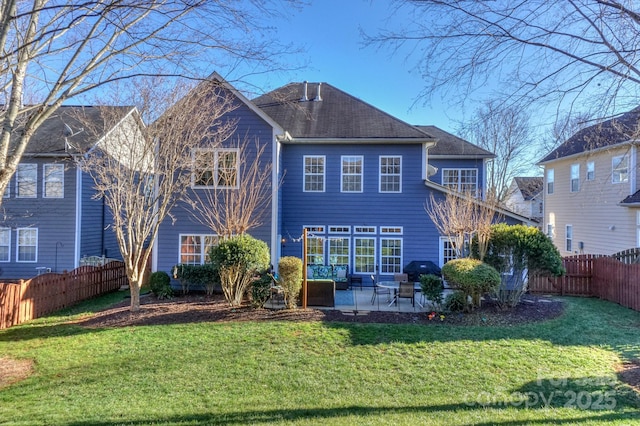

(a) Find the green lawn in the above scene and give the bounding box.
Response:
[0,294,639,425]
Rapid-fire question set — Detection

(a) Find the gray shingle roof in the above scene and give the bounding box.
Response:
[19,105,134,155]
[513,176,543,200]
[253,82,431,141]
[620,190,640,205]
[539,107,640,163]
[415,125,494,158]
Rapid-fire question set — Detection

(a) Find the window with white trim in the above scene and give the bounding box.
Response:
[570,164,580,192]
[380,226,402,234]
[341,156,363,192]
[354,226,376,234]
[547,224,554,238]
[192,148,239,188]
[379,156,401,193]
[586,161,595,181]
[306,237,325,265]
[44,164,64,198]
[328,226,350,234]
[565,225,573,252]
[17,228,37,262]
[0,228,10,262]
[546,168,554,194]
[304,155,325,192]
[17,164,37,198]
[612,155,629,183]
[380,238,402,274]
[439,237,458,267]
[442,168,478,193]
[354,237,375,274]
[328,237,349,265]
[179,234,218,265]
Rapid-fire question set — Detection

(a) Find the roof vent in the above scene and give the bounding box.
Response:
[300,81,308,102]
[313,82,322,102]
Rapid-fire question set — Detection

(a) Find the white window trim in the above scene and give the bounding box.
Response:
[565,225,573,253]
[439,236,458,267]
[43,163,64,198]
[17,228,38,263]
[586,161,595,181]
[304,225,326,234]
[328,236,350,266]
[547,168,554,195]
[380,226,403,235]
[354,226,376,234]
[612,154,629,184]
[570,164,580,193]
[442,167,479,193]
[379,237,403,274]
[178,234,218,265]
[340,155,363,193]
[379,155,402,193]
[0,227,10,262]
[328,226,350,234]
[191,148,240,189]
[16,164,37,198]
[353,236,376,274]
[303,155,326,193]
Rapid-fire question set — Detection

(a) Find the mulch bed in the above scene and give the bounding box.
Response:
[76,293,564,328]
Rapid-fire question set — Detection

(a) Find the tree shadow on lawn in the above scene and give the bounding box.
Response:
[58,402,638,426]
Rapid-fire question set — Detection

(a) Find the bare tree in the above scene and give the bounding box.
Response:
[458,100,535,202]
[187,137,278,239]
[370,1,640,116]
[426,189,500,260]
[0,0,299,209]
[78,79,237,312]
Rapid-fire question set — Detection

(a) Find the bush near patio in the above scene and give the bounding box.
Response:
[209,234,270,306]
[277,256,302,309]
[172,263,219,295]
[419,273,444,310]
[477,224,564,308]
[441,258,501,312]
[148,271,172,299]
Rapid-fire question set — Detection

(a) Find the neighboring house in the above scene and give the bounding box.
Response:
[0,106,140,278]
[539,107,640,255]
[504,177,544,224]
[153,79,528,283]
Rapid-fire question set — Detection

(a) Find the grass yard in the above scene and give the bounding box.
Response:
[0,293,639,425]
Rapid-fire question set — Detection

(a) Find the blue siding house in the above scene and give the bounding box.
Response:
[0,106,138,278]
[153,78,527,285]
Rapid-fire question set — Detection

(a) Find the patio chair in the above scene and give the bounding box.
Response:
[397,281,415,308]
[370,274,391,306]
[394,273,408,283]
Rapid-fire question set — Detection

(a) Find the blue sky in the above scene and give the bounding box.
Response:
[239,1,464,134]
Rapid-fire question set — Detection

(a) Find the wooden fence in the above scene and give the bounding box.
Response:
[0,261,127,329]
[530,254,640,311]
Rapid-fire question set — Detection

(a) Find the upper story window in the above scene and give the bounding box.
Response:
[379,156,401,193]
[586,161,595,181]
[16,164,37,198]
[43,164,64,198]
[341,156,363,192]
[570,164,580,192]
[546,168,554,194]
[304,155,325,192]
[612,154,629,184]
[192,148,239,189]
[442,168,477,193]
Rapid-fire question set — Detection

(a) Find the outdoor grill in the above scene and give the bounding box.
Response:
[403,260,441,282]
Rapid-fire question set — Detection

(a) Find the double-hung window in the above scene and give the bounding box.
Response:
[341,156,363,192]
[379,156,401,193]
[546,169,554,194]
[353,237,375,274]
[442,168,478,193]
[380,227,402,274]
[17,228,37,262]
[44,164,64,198]
[192,148,239,189]
[179,234,218,265]
[0,228,10,262]
[565,225,573,252]
[17,164,37,198]
[328,237,350,265]
[586,161,595,181]
[612,155,629,183]
[304,156,325,192]
[570,164,580,192]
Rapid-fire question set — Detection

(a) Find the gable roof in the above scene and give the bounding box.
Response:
[539,107,640,164]
[415,125,494,158]
[512,176,543,200]
[22,105,135,155]
[253,82,433,142]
